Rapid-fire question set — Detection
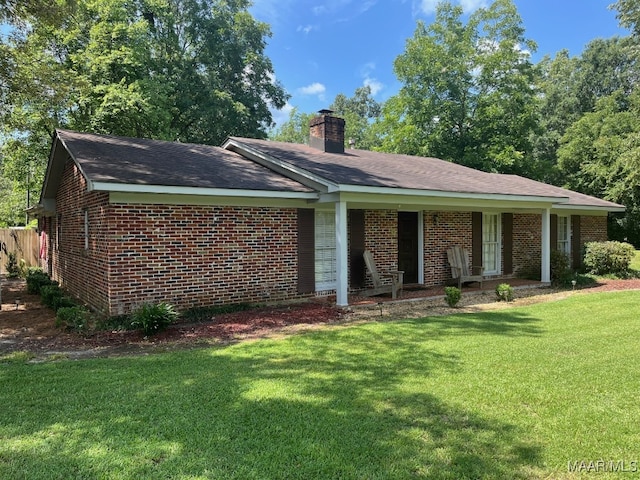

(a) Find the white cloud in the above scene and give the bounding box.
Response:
[413,0,488,15]
[298,82,327,96]
[270,102,294,128]
[364,78,383,96]
[459,0,489,12]
[297,24,317,34]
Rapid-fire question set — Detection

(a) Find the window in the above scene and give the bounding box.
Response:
[84,209,89,250]
[482,213,501,275]
[557,215,570,256]
[314,211,336,291]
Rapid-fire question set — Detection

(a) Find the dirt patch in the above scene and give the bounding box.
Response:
[2,277,639,360]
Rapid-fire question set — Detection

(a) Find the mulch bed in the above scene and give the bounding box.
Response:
[2,277,639,360]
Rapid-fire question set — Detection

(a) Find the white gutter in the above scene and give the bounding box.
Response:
[336,184,568,204]
[89,182,319,200]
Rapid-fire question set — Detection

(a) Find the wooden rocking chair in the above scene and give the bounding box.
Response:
[362,250,404,299]
[447,245,483,289]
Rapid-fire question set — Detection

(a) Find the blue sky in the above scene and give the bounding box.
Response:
[249,0,630,127]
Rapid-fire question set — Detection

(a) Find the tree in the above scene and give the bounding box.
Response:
[611,0,640,36]
[377,0,539,174]
[270,108,316,144]
[532,37,639,185]
[0,0,287,225]
[329,85,381,150]
[558,90,640,246]
[271,86,382,150]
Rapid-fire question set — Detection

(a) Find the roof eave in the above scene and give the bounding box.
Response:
[552,204,626,214]
[337,184,569,205]
[89,182,319,200]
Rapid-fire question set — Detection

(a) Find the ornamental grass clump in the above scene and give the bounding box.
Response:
[131,302,179,336]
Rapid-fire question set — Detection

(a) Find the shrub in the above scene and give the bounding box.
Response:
[131,302,179,336]
[496,283,514,302]
[583,241,635,276]
[444,287,461,307]
[26,268,54,295]
[550,249,571,284]
[5,252,21,278]
[40,284,64,310]
[56,306,90,332]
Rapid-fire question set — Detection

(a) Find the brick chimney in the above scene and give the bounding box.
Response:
[309,109,345,153]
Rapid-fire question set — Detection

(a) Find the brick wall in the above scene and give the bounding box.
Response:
[362,210,397,288]
[51,159,111,312]
[512,213,542,278]
[423,211,473,286]
[107,205,300,315]
[580,215,608,244]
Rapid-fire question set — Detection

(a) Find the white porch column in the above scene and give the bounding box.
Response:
[335,200,349,306]
[541,208,551,283]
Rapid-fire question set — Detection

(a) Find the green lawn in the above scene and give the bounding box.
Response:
[2,291,640,479]
[631,249,640,271]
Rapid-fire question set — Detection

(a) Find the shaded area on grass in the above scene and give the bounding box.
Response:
[0,316,546,479]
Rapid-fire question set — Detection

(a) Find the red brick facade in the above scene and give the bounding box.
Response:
[46,161,610,315]
[581,216,608,244]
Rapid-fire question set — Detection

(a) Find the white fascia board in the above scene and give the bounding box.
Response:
[91,182,319,200]
[552,204,625,215]
[223,139,339,193]
[337,184,568,204]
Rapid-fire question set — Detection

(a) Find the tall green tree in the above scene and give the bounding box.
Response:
[271,86,382,150]
[0,0,287,225]
[269,108,316,144]
[377,0,539,174]
[558,90,640,245]
[329,85,381,150]
[532,37,639,185]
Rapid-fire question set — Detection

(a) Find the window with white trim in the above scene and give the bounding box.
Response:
[482,213,501,275]
[557,215,571,256]
[314,210,336,291]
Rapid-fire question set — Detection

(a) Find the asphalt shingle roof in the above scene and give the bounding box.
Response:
[50,129,623,210]
[55,129,314,193]
[229,137,624,209]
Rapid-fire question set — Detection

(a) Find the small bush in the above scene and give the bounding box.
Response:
[444,286,461,307]
[56,306,90,332]
[550,249,571,285]
[5,252,21,278]
[583,241,635,276]
[26,268,54,294]
[496,283,514,302]
[40,284,64,310]
[131,302,179,336]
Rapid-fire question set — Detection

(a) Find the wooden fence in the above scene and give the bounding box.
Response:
[0,228,39,274]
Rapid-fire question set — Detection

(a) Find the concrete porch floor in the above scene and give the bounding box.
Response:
[348,278,549,306]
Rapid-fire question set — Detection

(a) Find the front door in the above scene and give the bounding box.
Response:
[398,212,419,284]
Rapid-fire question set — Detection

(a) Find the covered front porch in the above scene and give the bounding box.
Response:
[348,278,549,306]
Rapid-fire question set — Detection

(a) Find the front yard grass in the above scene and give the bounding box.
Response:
[1,290,639,479]
[631,249,640,271]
